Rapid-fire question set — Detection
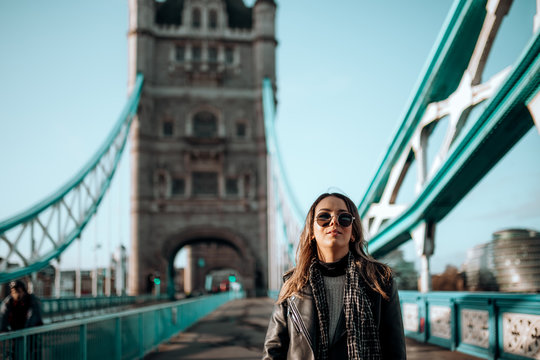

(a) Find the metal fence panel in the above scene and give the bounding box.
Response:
[87,318,116,360]
[399,291,540,360]
[0,291,244,360]
[121,315,139,360]
[42,326,81,360]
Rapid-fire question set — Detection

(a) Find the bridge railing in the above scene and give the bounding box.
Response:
[400,291,540,359]
[0,290,244,360]
[40,294,169,323]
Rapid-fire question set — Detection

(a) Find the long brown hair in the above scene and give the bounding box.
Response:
[277,192,392,303]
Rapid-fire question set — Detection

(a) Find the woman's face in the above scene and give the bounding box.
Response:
[313,196,353,262]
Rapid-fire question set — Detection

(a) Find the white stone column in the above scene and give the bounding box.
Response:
[412,221,435,292]
[419,255,431,293]
[92,269,98,297]
[105,264,111,297]
[55,259,61,298]
[115,245,127,296]
[29,272,37,294]
[76,237,82,297]
[184,246,193,294]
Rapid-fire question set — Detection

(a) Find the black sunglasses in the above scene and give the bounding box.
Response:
[315,212,355,227]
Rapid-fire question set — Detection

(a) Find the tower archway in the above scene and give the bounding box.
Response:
[163,227,258,298]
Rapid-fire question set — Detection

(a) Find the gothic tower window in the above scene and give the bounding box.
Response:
[175,45,185,62]
[154,170,170,199]
[192,45,202,62]
[192,172,218,196]
[209,10,218,30]
[193,111,218,138]
[208,47,218,63]
[226,178,238,195]
[244,174,251,198]
[225,47,234,64]
[162,120,173,137]
[192,8,201,28]
[171,177,185,196]
[158,173,167,198]
[236,122,246,138]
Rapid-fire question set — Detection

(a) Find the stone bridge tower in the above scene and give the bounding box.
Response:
[127,0,276,297]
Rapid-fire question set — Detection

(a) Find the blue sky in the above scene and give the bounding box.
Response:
[0,0,538,273]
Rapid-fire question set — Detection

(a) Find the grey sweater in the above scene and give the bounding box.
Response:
[323,274,346,341]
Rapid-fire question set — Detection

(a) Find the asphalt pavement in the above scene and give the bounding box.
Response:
[144,298,481,360]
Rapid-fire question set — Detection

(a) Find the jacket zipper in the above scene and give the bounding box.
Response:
[288,297,314,351]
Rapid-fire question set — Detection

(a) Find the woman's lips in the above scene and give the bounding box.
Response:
[327,229,341,235]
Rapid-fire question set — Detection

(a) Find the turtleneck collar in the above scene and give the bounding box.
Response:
[316,252,349,277]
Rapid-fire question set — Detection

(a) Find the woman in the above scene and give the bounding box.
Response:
[263,193,406,359]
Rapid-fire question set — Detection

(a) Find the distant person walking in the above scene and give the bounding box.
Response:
[0,280,43,332]
[263,192,406,359]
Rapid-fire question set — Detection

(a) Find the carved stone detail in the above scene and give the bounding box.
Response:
[403,303,419,332]
[430,305,451,339]
[461,309,489,348]
[503,312,540,359]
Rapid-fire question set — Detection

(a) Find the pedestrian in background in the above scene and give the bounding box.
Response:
[263,192,406,359]
[0,280,43,332]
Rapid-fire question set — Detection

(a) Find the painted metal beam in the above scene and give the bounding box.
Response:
[0,74,144,282]
[368,31,540,256]
[358,0,489,218]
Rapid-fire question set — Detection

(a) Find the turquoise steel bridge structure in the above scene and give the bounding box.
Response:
[1,0,539,359]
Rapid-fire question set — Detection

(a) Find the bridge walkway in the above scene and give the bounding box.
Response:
[144,298,481,360]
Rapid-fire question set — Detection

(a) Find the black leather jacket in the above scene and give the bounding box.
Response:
[262,277,406,359]
[0,293,43,332]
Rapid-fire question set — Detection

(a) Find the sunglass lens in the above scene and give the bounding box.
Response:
[338,213,353,227]
[316,212,331,227]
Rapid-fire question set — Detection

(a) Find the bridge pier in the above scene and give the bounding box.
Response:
[29,272,37,294]
[412,221,435,293]
[419,255,431,293]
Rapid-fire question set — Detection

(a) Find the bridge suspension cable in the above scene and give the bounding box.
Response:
[0,74,144,283]
[263,78,305,291]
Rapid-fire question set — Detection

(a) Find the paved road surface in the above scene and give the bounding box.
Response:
[145,298,481,360]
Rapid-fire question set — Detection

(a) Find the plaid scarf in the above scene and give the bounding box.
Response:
[309,252,381,359]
